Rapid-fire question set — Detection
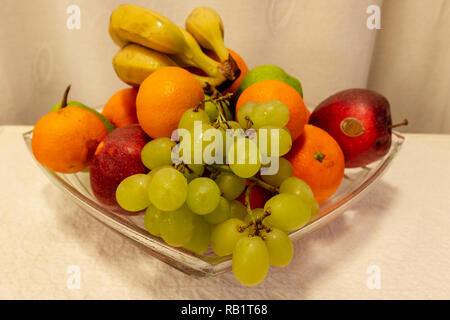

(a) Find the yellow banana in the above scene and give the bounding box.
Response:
[186,7,229,61]
[113,43,224,88]
[109,23,127,48]
[109,4,238,82]
[113,44,177,86]
[110,5,189,54]
[170,27,224,79]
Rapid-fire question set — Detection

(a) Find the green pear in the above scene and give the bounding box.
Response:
[236,64,303,99]
[51,85,115,133]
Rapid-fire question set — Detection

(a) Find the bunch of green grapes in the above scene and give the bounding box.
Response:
[113,94,319,286]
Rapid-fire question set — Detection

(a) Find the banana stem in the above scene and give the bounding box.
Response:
[189,50,223,78]
[195,75,225,88]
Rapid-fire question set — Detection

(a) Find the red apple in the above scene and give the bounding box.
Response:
[236,183,274,210]
[90,125,150,211]
[309,89,401,168]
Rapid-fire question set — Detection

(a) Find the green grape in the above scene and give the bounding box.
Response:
[250,100,290,129]
[262,228,293,267]
[186,177,221,215]
[203,126,228,164]
[229,200,247,220]
[279,177,320,219]
[203,196,230,224]
[159,205,195,247]
[180,124,216,164]
[178,108,211,131]
[228,138,261,178]
[183,215,211,255]
[210,218,248,256]
[237,101,259,129]
[141,138,176,170]
[204,96,218,122]
[264,193,311,232]
[261,157,293,187]
[310,200,320,220]
[144,204,163,236]
[147,165,172,179]
[258,126,292,157]
[232,236,270,286]
[148,167,188,212]
[219,121,245,163]
[279,176,313,198]
[116,174,151,212]
[181,164,205,182]
[215,172,246,200]
[220,121,242,130]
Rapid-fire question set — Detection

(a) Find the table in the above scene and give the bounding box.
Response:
[0,126,449,299]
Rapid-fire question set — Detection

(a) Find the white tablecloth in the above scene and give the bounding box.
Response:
[0,125,449,299]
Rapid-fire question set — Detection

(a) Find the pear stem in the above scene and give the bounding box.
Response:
[389,118,408,129]
[61,85,71,108]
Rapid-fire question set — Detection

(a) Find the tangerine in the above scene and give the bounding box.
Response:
[102,88,139,128]
[31,107,108,173]
[236,80,308,141]
[136,67,204,138]
[286,125,345,204]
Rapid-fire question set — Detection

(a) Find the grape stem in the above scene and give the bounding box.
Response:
[200,92,234,128]
[214,101,228,127]
[245,183,256,224]
[203,92,233,104]
[209,169,221,180]
[244,116,254,129]
[239,208,272,236]
[209,164,279,193]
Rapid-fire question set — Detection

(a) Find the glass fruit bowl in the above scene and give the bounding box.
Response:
[23,130,404,277]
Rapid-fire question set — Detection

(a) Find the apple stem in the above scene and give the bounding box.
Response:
[389,118,408,129]
[61,85,71,108]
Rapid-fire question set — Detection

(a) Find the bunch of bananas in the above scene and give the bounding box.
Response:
[110,5,240,89]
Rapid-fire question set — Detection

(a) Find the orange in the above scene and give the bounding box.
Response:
[236,80,308,141]
[136,66,204,138]
[102,88,138,128]
[305,108,311,123]
[286,125,345,204]
[206,49,249,95]
[31,107,108,173]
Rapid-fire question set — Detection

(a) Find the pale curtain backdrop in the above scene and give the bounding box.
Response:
[0,0,449,133]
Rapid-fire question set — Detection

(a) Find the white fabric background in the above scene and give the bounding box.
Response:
[1,0,449,132]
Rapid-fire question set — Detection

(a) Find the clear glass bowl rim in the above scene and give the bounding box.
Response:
[23,130,405,277]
